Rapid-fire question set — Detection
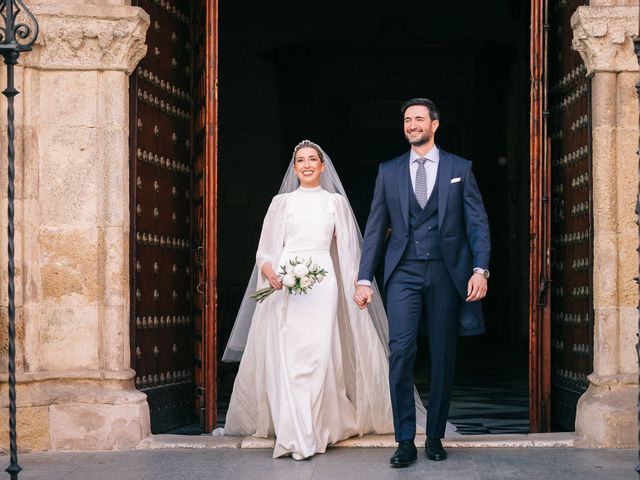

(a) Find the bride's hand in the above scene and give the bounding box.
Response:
[261,263,283,290]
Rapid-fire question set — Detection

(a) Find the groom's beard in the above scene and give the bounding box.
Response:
[405,130,433,146]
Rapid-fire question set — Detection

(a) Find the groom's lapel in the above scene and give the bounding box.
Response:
[438,149,453,229]
[396,152,410,231]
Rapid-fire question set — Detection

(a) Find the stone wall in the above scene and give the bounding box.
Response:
[571,3,640,448]
[0,0,150,451]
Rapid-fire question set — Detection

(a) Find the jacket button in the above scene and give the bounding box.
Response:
[426,253,431,256]
[415,241,419,245]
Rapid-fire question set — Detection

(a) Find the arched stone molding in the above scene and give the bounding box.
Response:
[572,6,640,74]
[23,4,149,73]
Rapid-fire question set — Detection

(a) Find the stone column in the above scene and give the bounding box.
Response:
[0,1,150,450]
[571,4,640,448]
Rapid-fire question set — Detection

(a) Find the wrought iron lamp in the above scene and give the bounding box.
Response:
[0,1,38,479]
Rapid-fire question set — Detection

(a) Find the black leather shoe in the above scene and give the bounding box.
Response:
[426,438,447,461]
[390,440,417,468]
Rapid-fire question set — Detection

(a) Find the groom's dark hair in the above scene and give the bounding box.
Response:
[401,98,440,122]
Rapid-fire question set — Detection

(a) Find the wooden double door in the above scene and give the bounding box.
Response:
[129,0,217,433]
[127,0,593,434]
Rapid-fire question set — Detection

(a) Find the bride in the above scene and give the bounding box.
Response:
[221,140,435,460]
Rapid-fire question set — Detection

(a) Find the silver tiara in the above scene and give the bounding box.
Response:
[292,139,322,157]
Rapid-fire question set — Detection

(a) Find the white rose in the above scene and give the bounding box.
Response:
[285,264,294,274]
[293,264,309,277]
[300,276,312,288]
[282,274,296,288]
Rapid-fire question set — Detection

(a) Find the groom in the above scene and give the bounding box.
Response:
[354,98,490,468]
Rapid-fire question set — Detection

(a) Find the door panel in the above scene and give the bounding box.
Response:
[130,0,196,433]
[548,0,593,431]
[529,0,552,433]
[192,0,218,432]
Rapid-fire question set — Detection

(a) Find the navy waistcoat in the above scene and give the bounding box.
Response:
[402,166,442,260]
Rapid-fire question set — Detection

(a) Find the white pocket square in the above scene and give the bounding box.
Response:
[450,177,462,183]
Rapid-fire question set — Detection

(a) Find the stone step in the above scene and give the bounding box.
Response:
[139,432,576,450]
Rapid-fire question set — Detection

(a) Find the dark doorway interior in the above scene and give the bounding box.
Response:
[216,0,531,434]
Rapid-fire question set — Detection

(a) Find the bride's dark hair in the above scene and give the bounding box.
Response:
[293,140,324,163]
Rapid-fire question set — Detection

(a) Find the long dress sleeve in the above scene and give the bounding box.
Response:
[256,194,288,286]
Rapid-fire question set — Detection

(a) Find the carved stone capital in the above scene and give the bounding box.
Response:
[571,6,640,75]
[22,5,150,73]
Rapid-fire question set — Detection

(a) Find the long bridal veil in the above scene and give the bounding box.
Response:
[222,142,391,362]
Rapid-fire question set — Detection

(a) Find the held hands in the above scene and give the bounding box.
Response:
[261,263,283,290]
[466,273,488,302]
[354,284,373,310]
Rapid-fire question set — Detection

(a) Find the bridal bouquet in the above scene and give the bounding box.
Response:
[251,257,327,303]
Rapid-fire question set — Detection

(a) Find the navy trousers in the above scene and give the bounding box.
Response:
[386,259,460,441]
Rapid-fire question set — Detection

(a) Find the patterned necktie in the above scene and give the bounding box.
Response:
[414,157,428,208]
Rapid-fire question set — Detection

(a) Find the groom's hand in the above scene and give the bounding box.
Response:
[466,273,488,302]
[354,285,373,310]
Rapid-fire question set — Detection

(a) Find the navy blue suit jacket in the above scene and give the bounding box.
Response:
[358,149,491,336]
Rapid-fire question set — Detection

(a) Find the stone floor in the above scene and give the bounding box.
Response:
[1,446,636,480]
[431,364,529,435]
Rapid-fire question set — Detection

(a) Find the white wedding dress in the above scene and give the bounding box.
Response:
[263,186,358,457]
[224,186,395,458]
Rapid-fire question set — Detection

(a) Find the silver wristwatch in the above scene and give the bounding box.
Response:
[473,267,490,279]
